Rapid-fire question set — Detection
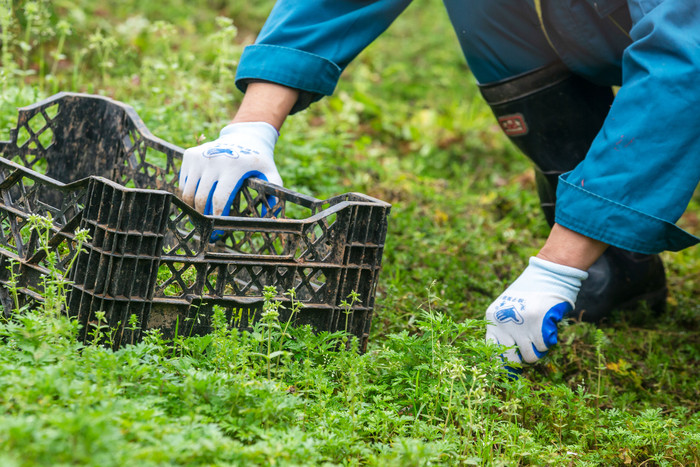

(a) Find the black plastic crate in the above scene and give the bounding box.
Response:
[0,92,390,350]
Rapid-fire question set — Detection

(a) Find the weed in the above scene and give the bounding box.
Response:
[16,214,89,319]
[340,289,361,334]
[279,287,303,354]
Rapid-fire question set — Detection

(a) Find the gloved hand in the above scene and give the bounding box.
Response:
[178,121,283,216]
[485,256,588,364]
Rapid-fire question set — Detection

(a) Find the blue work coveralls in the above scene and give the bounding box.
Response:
[235,0,700,255]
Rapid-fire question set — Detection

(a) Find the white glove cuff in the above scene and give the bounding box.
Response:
[510,256,589,307]
[529,256,589,282]
[219,122,279,153]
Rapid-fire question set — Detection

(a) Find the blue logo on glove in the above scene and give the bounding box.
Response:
[204,144,259,159]
[495,296,525,325]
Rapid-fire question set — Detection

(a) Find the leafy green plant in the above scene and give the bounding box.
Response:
[0,1,697,465]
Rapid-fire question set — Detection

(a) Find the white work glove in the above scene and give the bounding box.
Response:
[485,256,588,365]
[178,122,283,216]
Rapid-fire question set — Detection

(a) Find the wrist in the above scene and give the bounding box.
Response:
[537,224,608,270]
[232,81,299,131]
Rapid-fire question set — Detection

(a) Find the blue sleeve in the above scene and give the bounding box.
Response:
[556,0,700,254]
[235,0,414,114]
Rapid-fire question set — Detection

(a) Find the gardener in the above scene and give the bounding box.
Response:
[178,0,700,365]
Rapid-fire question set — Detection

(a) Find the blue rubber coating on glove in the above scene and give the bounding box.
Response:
[505,365,522,381]
[499,354,522,381]
[204,180,219,217]
[532,344,548,360]
[541,301,572,348]
[207,170,269,242]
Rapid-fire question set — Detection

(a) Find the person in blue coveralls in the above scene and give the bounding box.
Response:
[178,0,699,366]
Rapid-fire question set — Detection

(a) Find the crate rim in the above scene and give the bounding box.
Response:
[0,157,389,229]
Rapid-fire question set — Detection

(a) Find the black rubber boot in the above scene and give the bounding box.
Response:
[479,62,667,322]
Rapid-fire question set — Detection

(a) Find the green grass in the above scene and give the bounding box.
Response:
[0,0,698,465]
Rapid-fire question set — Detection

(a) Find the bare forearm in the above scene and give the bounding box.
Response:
[231,82,299,131]
[536,223,608,271]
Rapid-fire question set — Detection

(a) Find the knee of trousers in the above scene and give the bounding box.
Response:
[444,0,557,83]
